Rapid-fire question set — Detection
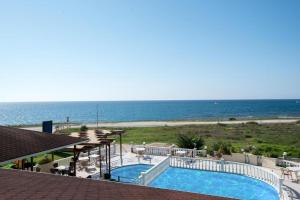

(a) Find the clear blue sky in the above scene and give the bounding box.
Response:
[0,0,299,102]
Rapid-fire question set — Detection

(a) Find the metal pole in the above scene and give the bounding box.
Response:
[120,133,123,166]
[96,105,99,128]
[67,116,70,134]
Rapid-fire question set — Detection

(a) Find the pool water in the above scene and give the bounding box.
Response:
[149,167,279,200]
[111,164,153,183]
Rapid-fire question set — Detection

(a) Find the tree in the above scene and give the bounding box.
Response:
[80,125,88,132]
[176,134,204,150]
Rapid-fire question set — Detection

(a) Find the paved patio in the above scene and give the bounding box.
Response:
[76,144,165,178]
[75,143,300,200]
[261,159,300,200]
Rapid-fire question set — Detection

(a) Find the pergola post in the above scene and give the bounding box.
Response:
[21,159,25,170]
[120,133,123,166]
[99,145,102,178]
[51,152,54,161]
[73,145,77,177]
[105,144,108,169]
[30,157,34,171]
[108,143,111,175]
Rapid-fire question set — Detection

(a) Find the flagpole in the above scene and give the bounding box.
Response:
[96,104,99,128]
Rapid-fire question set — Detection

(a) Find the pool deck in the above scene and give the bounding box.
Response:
[283,180,300,200]
[77,144,300,200]
[263,161,300,200]
[76,144,166,178]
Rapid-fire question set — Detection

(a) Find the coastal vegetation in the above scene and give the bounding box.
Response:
[80,125,88,132]
[211,141,233,156]
[106,122,300,158]
[176,134,204,150]
[53,122,300,158]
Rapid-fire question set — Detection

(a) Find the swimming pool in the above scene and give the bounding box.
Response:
[149,167,279,200]
[111,164,153,183]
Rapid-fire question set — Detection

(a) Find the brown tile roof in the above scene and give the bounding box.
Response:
[0,169,232,200]
[0,126,86,164]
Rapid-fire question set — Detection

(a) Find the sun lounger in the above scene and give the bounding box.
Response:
[281,168,293,179]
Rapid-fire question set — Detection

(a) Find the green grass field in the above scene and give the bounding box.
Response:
[93,122,300,157]
[0,151,73,169]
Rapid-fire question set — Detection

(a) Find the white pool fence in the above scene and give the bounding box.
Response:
[131,145,207,157]
[276,159,300,167]
[138,155,283,198]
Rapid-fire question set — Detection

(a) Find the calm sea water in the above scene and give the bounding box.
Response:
[0,100,300,125]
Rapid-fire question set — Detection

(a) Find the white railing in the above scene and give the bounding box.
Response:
[131,145,171,156]
[138,155,170,185]
[196,149,207,157]
[146,146,171,156]
[131,145,206,157]
[170,156,283,195]
[277,159,300,167]
[172,147,197,157]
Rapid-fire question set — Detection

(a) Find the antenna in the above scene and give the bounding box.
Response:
[96,104,99,128]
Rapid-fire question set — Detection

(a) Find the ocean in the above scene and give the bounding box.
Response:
[0,100,300,125]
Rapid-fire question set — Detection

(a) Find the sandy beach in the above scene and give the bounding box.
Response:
[84,118,300,127]
[22,118,300,132]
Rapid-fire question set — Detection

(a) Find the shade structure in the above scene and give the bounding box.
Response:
[0,126,87,165]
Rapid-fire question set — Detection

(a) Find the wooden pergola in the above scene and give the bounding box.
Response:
[73,140,112,177]
[95,129,125,166]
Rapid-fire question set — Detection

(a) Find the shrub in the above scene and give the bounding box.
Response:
[244,145,256,153]
[252,148,263,156]
[231,146,237,153]
[229,117,236,121]
[245,135,252,138]
[217,123,227,127]
[256,139,264,143]
[269,151,280,158]
[80,125,88,132]
[176,134,204,150]
[246,121,259,125]
[38,155,52,165]
[212,141,232,155]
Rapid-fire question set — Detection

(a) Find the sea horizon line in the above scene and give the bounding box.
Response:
[1,98,300,104]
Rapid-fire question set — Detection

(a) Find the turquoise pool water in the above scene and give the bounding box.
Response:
[149,167,279,200]
[111,164,153,183]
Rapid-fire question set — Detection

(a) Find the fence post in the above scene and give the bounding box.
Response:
[278,178,283,196]
[166,154,171,166]
[112,141,116,155]
[130,142,134,153]
[170,144,175,156]
[220,158,225,172]
[193,148,197,158]
[140,172,146,185]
